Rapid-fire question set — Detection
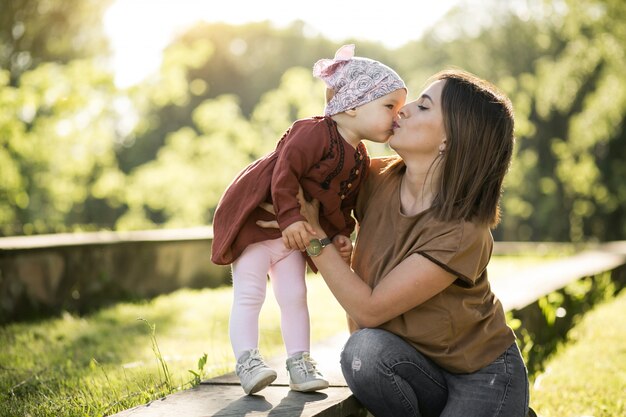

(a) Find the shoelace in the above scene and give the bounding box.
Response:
[292,355,319,377]
[239,352,266,375]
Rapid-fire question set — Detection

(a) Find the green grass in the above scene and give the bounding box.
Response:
[529,289,626,417]
[0,275,349,417]
[0,255,558,416]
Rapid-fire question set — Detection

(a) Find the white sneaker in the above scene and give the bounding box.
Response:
[286,352,329,392]
[235,349,277,395]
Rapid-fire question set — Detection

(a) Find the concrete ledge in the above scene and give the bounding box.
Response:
[492,241,626,311]
[0,227,216,249]
[0,227,230,323]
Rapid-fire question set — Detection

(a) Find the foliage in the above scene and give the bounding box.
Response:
[117,97,257,229]
[511,271,620,377]
[112,67,325,230]
[176,20,338,116]
[0,0,112,84]
[115,37,214,173]
[395,0,626,242]
[0,60,123,235]
[1,0,625,241]
[508,0,626,242]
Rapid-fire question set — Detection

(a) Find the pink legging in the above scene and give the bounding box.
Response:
[229,238,309,360]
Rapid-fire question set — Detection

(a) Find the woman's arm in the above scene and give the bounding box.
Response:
[309,234,455,328]
[298,193,456,329]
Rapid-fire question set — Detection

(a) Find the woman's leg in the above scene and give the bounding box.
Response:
[340,328,448,417]
[229,241,272,360]
[268,243,308,356]
[441,343,529,417]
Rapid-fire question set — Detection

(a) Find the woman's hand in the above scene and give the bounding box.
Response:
[256,202,279,229]
[255,191,317,251]
[256,186,323,234]
[294,187,322,231]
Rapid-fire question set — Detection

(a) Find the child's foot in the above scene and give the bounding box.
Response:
[236,349,277,395]
[286,352,329,392]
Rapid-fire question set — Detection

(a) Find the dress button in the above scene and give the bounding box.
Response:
[355,170,359,175]
[340,195,345,200]
[347,183,352,188]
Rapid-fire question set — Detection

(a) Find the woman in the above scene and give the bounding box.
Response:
[260,69,529,416]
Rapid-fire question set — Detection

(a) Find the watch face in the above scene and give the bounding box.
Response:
[306,239,322,256]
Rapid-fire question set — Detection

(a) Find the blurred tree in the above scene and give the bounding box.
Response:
[0,0,112,84]
[508,0,626,242]
[116,66,327,229]
[0,60,122,235]
[393,1,559,241]
[0,0,123,236]
[115,37,214,173]
[117,95,257,229]
[250,67,326,156]
[4,0,624,243]
[181,21,336,116]
[393,0,625,242]
[115,20,396,172]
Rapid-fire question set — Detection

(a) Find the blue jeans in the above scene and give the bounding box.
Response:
[340,328,529,417]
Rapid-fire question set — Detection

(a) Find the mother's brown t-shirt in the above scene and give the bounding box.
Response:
[351,156,515,374]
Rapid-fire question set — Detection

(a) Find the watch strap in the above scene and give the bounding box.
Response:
[319,237,332,248]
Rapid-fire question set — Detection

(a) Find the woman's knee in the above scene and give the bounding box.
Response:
[340,329,396,379]
[340,329,431,416]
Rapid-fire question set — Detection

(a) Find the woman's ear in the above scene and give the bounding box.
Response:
[438,139,447,155]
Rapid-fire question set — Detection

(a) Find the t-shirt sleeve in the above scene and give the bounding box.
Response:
[272,120,328,230]
[413,221,493,287]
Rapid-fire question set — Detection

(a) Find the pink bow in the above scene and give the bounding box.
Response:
[313,44,355,78]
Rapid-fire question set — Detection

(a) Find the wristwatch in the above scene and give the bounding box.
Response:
[306,237,332,257]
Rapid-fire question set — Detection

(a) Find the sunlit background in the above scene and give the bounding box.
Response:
[104,0,463,87]
[1,0,624,243]
[2,2,626,415]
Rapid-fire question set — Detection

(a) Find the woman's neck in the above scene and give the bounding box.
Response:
[400,159,440,216]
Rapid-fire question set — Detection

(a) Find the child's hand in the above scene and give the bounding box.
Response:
[282,221,315,251]
[332,235,353,264]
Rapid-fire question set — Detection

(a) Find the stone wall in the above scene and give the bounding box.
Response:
[0,227,230,323]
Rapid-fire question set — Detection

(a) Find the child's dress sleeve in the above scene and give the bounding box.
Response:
[271,120,328,231]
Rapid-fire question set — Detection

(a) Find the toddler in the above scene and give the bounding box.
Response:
[211,44,406,395]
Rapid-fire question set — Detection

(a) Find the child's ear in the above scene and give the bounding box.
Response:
[344,108,357,117]
[325,88,335,103]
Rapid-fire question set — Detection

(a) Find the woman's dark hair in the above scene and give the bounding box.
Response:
[432,69,515,227]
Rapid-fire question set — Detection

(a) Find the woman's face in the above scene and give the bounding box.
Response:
[389,79,446,159]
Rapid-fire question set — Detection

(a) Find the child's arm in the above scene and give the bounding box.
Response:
[332,234,353,264]
[271,120,328,234]
[282,220,316,252]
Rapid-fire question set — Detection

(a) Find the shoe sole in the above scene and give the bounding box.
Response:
[244,371,277,395]
[289,380,329,392]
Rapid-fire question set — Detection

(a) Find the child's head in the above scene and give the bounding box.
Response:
[313,44,406,117]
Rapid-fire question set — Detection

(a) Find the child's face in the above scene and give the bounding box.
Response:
[353,89,407,144]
